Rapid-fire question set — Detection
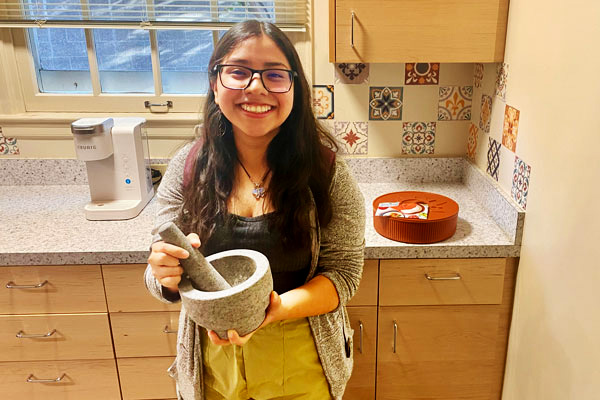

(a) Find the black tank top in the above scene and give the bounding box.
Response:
[200,213,312,294]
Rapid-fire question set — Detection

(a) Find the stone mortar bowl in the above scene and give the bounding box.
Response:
[179,249,273,339]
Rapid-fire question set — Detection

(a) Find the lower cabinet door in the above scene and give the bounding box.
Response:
[118,357,177,400]
[0,359,121,400]
[110,311,180,358]
[376,306,504,400]
[345,306,377,400]
[0,313,114,362]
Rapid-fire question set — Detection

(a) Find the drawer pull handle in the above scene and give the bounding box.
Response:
[17,329,57,338]
[163,325,178,334]
[6,280,48,289]
[425,273,461,280]
[393,320,397,353]
[358,321,363,354]
[27,373,66,383]
[350,11,355,48]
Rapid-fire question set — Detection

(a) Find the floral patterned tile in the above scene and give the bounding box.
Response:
[474,63,484,88]
[502,105,520,152]
[495,62,508,100]
[512,156,531,209]
[333,121,368,155]
[438,86,473,121]
[405,63,440,85]
[402,122,435,155]
[312,85,334,119]
[487,137,501,181]
[467,123,478,160]
[479,94,492,133]
[334,63,369,84]
[369,86,403,121]
[0,127,20,155]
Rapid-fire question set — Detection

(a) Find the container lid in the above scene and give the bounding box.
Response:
[372,191,459,243]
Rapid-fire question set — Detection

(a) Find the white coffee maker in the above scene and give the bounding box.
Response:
[71,117,154,220]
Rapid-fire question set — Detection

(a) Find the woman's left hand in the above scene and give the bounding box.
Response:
[207,291,283,346]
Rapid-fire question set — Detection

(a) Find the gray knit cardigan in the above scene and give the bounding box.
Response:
[144,142,366,400]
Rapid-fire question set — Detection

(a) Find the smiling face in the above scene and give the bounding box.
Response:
[213,35,295,144]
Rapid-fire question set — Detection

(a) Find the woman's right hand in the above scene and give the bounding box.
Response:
[148,232,201,293]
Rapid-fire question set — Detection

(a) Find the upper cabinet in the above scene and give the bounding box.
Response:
[329,0,510,63]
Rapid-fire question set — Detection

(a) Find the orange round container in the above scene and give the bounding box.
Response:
[372,191,459,244]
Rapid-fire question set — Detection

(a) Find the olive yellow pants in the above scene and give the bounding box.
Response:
[200,318,332,400]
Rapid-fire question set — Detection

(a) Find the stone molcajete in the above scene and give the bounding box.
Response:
[157,222,273,339]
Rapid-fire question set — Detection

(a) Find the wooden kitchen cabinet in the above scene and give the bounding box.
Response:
[103,264,179,399]
[345,259,378,400]
[0,257,516,400]
[117,357,178,400]
[375,258,518,400]
[329,0,510,63]
[0,265,106,314]
[0,265,118,399]
[0,359,121,400]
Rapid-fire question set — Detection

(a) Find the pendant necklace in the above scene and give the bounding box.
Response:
[237,158,270,200]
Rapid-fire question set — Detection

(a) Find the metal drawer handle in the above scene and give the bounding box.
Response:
[27,373,66,383]
[163,325,177,334]
[393,320,397,353]
[6,280,48,289]
[425,273,461,280]
[17,329,57,338]
[350,11,355,48]
[358,321,363,354]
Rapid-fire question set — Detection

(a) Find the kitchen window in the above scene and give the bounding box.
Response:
[0,0,308,113]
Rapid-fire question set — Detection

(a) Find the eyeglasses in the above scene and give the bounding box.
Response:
[213,64,297,93]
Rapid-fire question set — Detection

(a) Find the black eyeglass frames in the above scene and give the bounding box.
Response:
[213,64,297,93]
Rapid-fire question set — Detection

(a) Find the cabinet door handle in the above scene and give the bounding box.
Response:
[16,329,57,338]
[425,273,461,280]
[358,321,363,354]
[393,320,397,353]
[163,325,177,334]
[27,373,66,383]
[350,11,355,48]
[6,280,48,289]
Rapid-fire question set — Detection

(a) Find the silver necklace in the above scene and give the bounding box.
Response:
[237,159,270,200]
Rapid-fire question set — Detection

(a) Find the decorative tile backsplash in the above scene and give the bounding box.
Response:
[402,122,435,155]
[467,123,478,160]
[334,63,369,84]
[502,105,520,152]
[487,137,501,181]
[0,127,20,156]
[495,63,509,101]
[470,63,532,210]
[438,86,473,121]
[369,86,403,121]
[512,156,531,209]
[315,63,473,157]
[405,63,440,85]
[312,85,334,119]
[333,121,368,155]
[479,94,492,133]
[473,63,484,88]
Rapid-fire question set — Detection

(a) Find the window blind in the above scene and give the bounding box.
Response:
[0,0,307,31]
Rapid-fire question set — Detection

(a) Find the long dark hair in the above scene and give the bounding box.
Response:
[181,20,337,249]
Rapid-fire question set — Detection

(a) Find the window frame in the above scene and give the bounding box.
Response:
[12,27,208,113]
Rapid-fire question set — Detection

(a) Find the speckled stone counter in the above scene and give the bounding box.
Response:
[0,157,524,266]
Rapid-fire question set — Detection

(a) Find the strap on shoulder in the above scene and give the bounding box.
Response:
[183,139,204,188]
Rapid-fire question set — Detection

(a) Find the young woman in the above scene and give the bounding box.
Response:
[145,20,365,400]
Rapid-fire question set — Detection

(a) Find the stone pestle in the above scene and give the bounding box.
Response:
[157,221,232,291]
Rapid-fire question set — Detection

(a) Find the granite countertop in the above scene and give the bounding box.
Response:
[0,157,524,266]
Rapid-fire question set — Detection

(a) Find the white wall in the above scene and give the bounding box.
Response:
[500,1,600,398]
